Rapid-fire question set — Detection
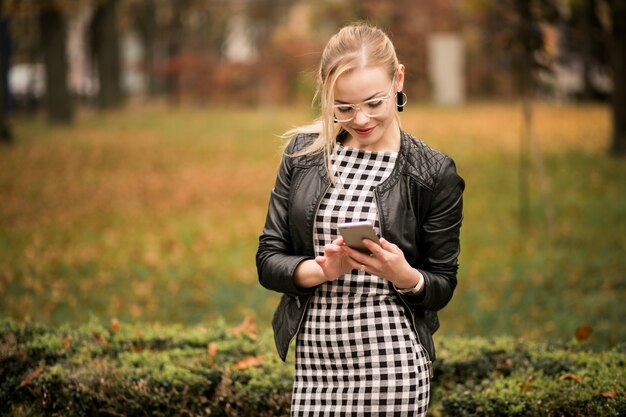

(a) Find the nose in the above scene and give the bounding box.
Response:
[352,108,370,125]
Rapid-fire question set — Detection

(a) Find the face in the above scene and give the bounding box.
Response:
[332,65,404,151]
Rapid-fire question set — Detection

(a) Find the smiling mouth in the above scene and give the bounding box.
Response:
[354,126,376,135]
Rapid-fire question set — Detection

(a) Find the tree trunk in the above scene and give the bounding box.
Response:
[165,3,183,106]
[580,0,595,100]
[516,0,555,236]
[609,0,626,155]
[517,0,533,230]
[91,0,123,109]
[0,14,13,144]
[135,0,158,97]
[39,7,73,124]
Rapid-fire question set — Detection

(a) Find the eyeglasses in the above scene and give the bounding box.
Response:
[333,78,396,123]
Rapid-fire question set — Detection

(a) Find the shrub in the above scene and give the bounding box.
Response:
[1,319,623,416]
[434,336,625,417]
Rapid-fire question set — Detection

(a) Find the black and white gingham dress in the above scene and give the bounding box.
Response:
[292,144,430,417]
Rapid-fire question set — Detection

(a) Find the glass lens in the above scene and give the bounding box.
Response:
[362,97,388,117]
[333,97,389,122]
[334,105,356,122]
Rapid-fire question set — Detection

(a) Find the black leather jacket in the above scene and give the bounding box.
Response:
[256,130,464,363]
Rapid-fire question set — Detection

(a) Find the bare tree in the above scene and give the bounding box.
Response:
[90,0,123,109]
[0,9,12,144]
[606,0,626,155]
[6,0,83,124]
[132,0,158,97]
[39,5,73,124]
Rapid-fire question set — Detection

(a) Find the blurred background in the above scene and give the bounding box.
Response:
[0,0,624,349]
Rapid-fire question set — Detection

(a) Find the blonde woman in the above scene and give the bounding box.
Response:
[257,23,464,416]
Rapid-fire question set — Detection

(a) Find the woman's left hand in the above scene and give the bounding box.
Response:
[343,237,421,289]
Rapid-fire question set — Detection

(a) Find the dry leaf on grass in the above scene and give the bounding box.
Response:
[62,335,72,351]
[233,355,266,370]
[518,375,534,391]
[110,318,121,333]
[94,333,107,345]
[19,367,44,388]
[230,315,257,340]
[575,325,592,342]
[559,373,584,384]
[600,388,618,399]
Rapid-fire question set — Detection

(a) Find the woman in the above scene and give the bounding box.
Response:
[257,23,464,416]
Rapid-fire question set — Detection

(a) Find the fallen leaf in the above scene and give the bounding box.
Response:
[129,304,143,318]
[600,388,617,399]
[62,335,72,351]
[518,375,534,391]
[207,342,218,357]
[233,355,266,370]
[575,325,592,342]
[230,315,257,340]
[110,318,121,333]
[19,367,44,388]
[559,373,584,384]
[94,333,106,345]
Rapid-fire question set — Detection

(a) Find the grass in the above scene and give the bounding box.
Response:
[0,101,623,349]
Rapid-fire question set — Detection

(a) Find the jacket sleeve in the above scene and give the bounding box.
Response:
[404,157,464,311]
[256,137,316,296]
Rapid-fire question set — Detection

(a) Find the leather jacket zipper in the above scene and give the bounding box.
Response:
[289,295,311,347]
[290,180,331,347]
[396,294,434,379]
[375,188,433,379]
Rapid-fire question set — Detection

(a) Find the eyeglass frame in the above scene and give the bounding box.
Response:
[332,75,398,123]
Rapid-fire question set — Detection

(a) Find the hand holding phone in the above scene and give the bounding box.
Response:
[337,221,380,253]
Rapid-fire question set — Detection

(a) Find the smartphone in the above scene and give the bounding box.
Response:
[337,221,380,253]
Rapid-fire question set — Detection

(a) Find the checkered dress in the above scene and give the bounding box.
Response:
[291,144,430,417]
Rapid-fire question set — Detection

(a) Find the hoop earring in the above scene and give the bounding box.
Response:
[397,91,407,112]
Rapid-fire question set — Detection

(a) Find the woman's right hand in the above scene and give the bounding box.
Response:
[315,237,352,281]
[294,238,351,288]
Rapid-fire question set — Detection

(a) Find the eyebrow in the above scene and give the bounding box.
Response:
[334,90,386,104]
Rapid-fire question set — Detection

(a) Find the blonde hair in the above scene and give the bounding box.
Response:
[283,23,401,182]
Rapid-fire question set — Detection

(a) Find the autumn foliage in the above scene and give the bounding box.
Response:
[0,103,624,415]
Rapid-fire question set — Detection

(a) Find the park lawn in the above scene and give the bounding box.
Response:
[0,101,623,348]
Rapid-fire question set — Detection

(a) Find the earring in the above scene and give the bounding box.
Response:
[397,91,407,112]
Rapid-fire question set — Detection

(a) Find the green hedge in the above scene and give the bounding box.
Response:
[432,337,625,416]
[1,319,623,416]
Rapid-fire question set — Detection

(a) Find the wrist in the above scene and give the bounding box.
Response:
[394,269,424,295]
[294,259,327,288]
